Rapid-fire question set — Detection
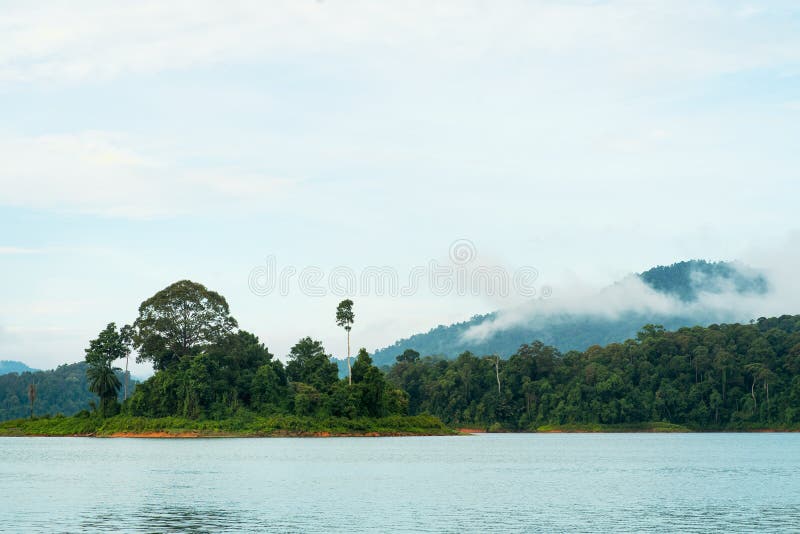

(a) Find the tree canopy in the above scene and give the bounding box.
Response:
[133,280,238,370]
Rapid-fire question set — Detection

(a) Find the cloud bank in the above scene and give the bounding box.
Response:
[463,251,800,343]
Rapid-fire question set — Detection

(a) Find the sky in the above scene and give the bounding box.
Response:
[1,0,799,375]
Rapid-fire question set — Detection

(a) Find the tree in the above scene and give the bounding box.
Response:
[133,280,238,370]
[286,337,339,392]
[120,325,134,400]
[85,323,127,416]
[336,299,355,385]
[87,365,122,416]
[352,348,387,417]
[396,349,420,363]
[27,383,36,419]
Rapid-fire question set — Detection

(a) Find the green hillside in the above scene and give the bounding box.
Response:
[0,362,134,421]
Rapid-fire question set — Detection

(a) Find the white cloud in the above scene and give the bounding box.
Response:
[0,247,43,255]
[0,131,296,217]
[1,1,798,85]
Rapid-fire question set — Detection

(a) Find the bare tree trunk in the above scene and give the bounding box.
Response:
[751,379,757,410]
[347,329,352,386]
[722,369,726,402]
[494,356,501,395]
[124,354,129,400]
[27,383,36,419]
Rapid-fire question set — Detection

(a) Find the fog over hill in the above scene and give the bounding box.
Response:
[363,260,773,368]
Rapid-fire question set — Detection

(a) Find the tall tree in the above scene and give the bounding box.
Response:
[133,280,238,370]
[85,323,126,416]
[336,299,355,385]
[119,324,134,400]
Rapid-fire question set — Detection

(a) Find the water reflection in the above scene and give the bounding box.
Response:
[80,503,253,533]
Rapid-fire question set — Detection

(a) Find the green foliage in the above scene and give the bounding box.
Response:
[133,280,238,370]
[534,422,690,433]
[84,323,128,417]
[335,299,355,332]
[0,413,453,437]
[285,337,339,392]
[387,315,800,430]
[127,331,408,423]
[396,349,420,363]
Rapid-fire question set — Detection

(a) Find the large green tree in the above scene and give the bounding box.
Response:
[133,280,238,370]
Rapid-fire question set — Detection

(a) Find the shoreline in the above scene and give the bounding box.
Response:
[4,428,799,438]
[459,425,800,434]
[3,416,797,438]
[0,414,455,438]
[0,430,453,439]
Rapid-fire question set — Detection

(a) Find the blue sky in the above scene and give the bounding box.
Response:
[1,0,799,374]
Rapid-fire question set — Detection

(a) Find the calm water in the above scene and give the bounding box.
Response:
[1,433,799,532]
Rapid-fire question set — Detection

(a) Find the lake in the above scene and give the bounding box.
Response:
[1,433,799,532]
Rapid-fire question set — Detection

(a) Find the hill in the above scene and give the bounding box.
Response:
[0,360,38,375]
[365,260,769,368]
[0,362,134,421]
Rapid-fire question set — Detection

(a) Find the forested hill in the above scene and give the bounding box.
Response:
[0,362,133,421]
[0,360,37,375]
[387,315,800,430]
[638,259,767,302]
[367,260,768,368]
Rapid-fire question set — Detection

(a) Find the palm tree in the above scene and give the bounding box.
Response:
[87,364,121,416]
[336,299,355,385]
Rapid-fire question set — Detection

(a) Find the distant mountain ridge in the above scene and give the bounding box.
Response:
[0,360,37,376]
[365,260,769,368]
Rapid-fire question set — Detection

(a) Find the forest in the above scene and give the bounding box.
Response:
[388,316,800,430]
[2,278,799,434]
[0,362,130,421]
